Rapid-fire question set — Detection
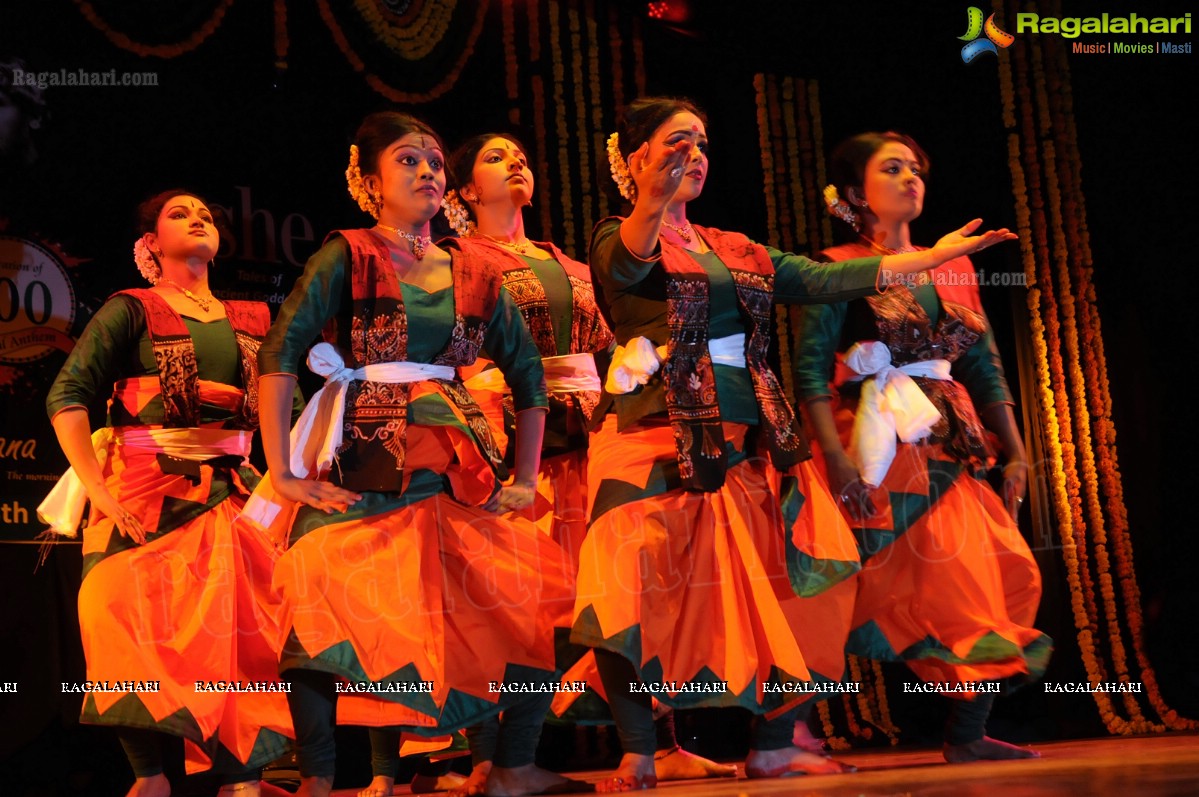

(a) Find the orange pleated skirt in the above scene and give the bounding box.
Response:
[812,403,1051,689]
[571,416,823,713]
[78,445,292,773]
[268,425,577,733]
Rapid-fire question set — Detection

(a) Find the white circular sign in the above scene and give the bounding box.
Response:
[0,236,76,364]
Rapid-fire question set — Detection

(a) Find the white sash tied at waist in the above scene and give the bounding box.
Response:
[37,427,252,538]
[604,333,745,395]
[464,353,600,395]
[288,342,455,479]
[707,333,747,368]
[843,340,951,487]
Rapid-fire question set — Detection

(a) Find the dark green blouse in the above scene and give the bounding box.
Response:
[258,237,548,417]
[46,294,241,425]
[589,219,884,428]
[522,255,574,357]
[794,284,1013,410]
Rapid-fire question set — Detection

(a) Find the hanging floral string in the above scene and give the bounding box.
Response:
[608,12,625,115]
[817,700,851,751]
[352,0,457,61]
[586,0,607,221]
[502,0,519,123]
[631,16,645,95]
[548,0,575,253]
[317,0,488,102]
[808,81,834,249]
[273,0,288,70]
[996,0,1193,733]
[532,74,554,240]
[780,77,804,252]
[73,0,234,58]
[568,0,592,247]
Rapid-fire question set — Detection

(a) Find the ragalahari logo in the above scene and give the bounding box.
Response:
[959,7,1015,63]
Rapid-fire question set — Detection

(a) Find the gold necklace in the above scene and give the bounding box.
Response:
[377,223,433,259]
[662,220,694,243]
[479,233,531,254]
[158,278,214,311]
[859,235,918,255]
[861,236,928,285]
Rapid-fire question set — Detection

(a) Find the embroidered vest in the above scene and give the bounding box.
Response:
[656,226,809,491]
[823,243,995,465]
[452,236,613,422]
[117,288,267,429]
[329,229,506,484]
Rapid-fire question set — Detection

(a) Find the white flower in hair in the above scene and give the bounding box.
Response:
[133,239,161,284]
[607,132,635,202]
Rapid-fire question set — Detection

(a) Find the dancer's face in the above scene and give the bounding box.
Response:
[145,195,218,261]
[466,137,534,210]
[645,111,708,204]
[371,132,446,224]
[861,141,925,225]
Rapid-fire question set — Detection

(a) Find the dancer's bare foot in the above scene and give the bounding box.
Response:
[218,781,262,797]
[448,762,491,797]
[791,722,828,755]
[412,771,469,793]
[653,746,736,780]
[745,745,856,777]
[595,753,655,793]
[296,775,334,797]
[485,763,592,796]
[358,774,394,797]
[944,736,1040,763]
[127,774,170,797]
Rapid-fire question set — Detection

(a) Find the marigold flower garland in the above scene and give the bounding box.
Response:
[318,0,488,103]
[273,0,289,70]
[1003,30,1115,730]
[532,74,554,239]
[782,77,806,250]
[767,78,792,254]
[752,75,778,243]
[808,81,834,248]
[997,0,1193,733]
[798,81,822,249]
[548,0,575,253]
[352,0,457,61]
[631,16,646,95]
[607,12,625,114]
[501,0,519,121]
[568,2,593,243]
[1043,8,1194,730]
[817,700,851,751]
[775,77,797,253]
[73,0,234,58]
[586,2,607,220]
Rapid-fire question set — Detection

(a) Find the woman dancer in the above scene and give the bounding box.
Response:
[579,97,1016,789]
[42,190,292,796]
[374,132,735,797]
[796,131,1050,760]
[251,112,580,797]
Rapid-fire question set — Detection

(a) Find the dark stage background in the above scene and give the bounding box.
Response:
[2,0,1196,793]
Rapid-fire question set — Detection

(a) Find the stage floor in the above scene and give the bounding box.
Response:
[323,734,1199,797]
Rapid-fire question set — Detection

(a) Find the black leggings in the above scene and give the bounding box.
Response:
[593,648,799,755]
[284,669,339,779]
[366,682,556,774]
[117,728,259,784]
[945,690,997,745]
